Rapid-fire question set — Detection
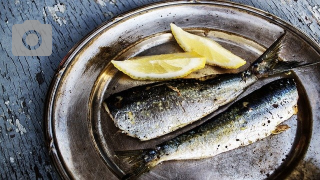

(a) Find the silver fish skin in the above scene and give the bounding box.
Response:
[106,74,256,141]
[116,78,299,179]
[105,33,297,141]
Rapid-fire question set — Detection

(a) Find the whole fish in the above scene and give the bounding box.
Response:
[105,33,299,141]
[116,78,299,179]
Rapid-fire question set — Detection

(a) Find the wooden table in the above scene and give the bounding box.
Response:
[0,0,319,179]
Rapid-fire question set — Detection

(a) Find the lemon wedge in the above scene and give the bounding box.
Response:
[111,52,206,80]
[171,23,246,69]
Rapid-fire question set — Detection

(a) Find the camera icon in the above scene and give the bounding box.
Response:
[12,20,52,56]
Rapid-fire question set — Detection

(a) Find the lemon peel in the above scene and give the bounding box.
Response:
[111,52,206,80]
[171,23,246,69]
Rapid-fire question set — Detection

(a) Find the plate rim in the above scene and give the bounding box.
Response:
[45,1,320,179]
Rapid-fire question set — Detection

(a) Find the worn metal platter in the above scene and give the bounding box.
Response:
[46,1,320,179]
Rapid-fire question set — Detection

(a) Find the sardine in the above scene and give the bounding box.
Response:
[116,78,299,179]
[104,33,299,141]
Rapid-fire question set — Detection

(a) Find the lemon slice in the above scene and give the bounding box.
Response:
[171,23,246,69]
[111,52,206,80]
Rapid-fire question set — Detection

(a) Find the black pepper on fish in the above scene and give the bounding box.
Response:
[116,78,298,179]
[104,32,304,141]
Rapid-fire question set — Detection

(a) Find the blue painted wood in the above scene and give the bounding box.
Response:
[0,0,319,179]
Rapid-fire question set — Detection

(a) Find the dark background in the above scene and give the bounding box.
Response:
[0,0,319,179]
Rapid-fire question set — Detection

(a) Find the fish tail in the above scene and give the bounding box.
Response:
[115,149,159,180]
[245,32,302,78]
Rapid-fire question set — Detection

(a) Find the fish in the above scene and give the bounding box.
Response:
[104,32,299,141]
[115,78,299,179]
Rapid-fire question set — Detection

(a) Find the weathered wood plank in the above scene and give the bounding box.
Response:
[232,0,320,43]
[0,0,319,179]
[0,0,164,179]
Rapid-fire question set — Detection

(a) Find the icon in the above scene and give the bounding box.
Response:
[12,20,52,56]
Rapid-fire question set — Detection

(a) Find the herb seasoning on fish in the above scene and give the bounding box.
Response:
[116,78,299,179]
[105,33,300,141]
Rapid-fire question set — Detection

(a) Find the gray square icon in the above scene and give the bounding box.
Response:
[12,20,52,56]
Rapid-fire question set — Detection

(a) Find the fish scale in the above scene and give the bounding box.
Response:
[116,78,298,179]
[107,74,257,140]
[105,32,303,141]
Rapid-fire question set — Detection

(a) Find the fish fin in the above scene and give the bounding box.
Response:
[115,149,158,180]
[245,32,303,78]
[274,61,320,74]
[271,61,302,75]
[257,32,284,66]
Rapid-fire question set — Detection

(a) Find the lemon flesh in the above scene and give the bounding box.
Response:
[111,52,206,80]
[171,23,246,69]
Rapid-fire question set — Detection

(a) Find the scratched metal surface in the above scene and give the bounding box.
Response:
[1,0,320,180]
[46,1,320,180]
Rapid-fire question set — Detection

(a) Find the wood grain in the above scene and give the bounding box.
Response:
[0,0,319,179]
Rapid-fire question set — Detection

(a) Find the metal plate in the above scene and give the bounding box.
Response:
[46,1,320,179]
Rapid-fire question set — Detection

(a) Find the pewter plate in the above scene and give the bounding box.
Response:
[46,1,320,179]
